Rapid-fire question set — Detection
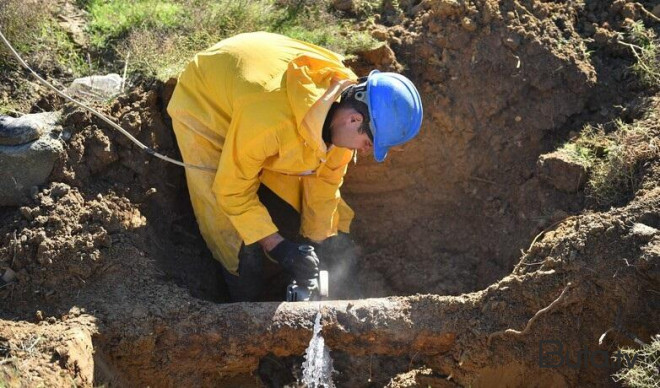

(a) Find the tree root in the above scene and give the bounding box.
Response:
[487,282,573,346]
[634,3,660,23]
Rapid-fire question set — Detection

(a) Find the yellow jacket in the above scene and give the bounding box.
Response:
[167,32,357,273]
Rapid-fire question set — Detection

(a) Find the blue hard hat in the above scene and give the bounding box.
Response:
[355,70,423,162]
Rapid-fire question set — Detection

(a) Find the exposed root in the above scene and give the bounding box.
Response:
[634,3,660,23]
[526,217,575,253]
[514,216,575,271]
[487,283,573,346]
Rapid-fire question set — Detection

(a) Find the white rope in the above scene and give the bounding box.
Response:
[0,27,216,172]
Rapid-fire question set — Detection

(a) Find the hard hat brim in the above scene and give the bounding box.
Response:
[373,144,388,162]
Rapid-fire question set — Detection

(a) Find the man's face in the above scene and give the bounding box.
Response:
[330,107,373,153]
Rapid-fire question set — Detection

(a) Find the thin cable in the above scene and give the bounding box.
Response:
[0,27,216,173]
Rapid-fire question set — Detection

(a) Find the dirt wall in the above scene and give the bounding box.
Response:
[343,0,598,297]
[54,182,660,387]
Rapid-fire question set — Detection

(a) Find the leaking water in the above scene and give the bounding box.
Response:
[301,311,335,387]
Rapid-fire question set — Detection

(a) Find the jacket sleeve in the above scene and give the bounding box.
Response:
[300,147,354,241]
[212,111,280,245]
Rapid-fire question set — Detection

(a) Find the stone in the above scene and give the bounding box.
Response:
[0,111,61,146]
[371,26,390,41]
[331,0,354,12]
[461,17,477,32]
[2,268,16,283]
[631,223,658,243]
[356,43,398,68]
[537,151,589,193]
[0,111,66,205]
[0,132,64,206]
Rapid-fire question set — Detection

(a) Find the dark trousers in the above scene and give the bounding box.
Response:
[222,185,360,302]
[221,184,301,302]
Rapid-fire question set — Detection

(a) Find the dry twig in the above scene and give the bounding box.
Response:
[121,52,130,93]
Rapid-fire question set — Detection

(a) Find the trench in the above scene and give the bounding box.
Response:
[87,17,600,386]
[79,78,595,386]
[5,0,658,385]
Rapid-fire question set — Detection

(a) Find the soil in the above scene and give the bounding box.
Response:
[1,0,659,386]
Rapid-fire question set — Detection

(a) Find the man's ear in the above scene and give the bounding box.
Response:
[350,111,363,124]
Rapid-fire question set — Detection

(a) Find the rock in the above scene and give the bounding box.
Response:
[66,73,123,101]
[19,206,33,220]
[356,43,398,68]
[0,112,66,205]
[620,3,638,19]
[2,268,16,283]
[631,223,658,242]
[461,17,477,32]
[654,4,660,18]
[593,27,616,46]
[537,151,589,193]
[371,26,390,41]
[331,0,354,12]
[0,132,64,206]
[0,111,61,146]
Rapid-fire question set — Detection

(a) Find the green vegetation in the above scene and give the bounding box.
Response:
[562,117,659,207]
[0,0,51,61]
[42,22,89,75]
[83,0,379,80]
[621,20,660,89]
[0,0,89,113]
[1,0,382,82]
[87,0,184,47]
[612,335,660,388]
[556,142,594,168]
[0,0,85,72]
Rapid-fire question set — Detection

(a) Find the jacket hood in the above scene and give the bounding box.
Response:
[286,54,357,157]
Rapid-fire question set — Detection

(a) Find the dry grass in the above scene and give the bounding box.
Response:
[0,0,86,72]
[0,0,53,63]
[612,335,660,388]
[585,118,660,207]
[620,20,660,89]
[561,110,659,208]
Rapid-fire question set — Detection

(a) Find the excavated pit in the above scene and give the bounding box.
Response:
[2,0,659,386]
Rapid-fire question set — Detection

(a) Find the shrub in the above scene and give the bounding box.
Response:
[612,335,660,388]
[621,20,660,89]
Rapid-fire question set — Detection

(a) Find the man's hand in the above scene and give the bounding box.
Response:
[259,233,284,252]
[266,240,319,285]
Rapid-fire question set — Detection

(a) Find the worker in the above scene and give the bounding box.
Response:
[167,32,423,302]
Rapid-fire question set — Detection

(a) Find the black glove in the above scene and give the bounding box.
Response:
[267,240,319,285]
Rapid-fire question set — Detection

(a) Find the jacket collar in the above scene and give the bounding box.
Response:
[286,54,356,157]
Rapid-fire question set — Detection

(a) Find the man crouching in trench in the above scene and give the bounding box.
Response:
[167,32,423,302]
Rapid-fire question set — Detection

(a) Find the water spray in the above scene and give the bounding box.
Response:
[284,245,336,386]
